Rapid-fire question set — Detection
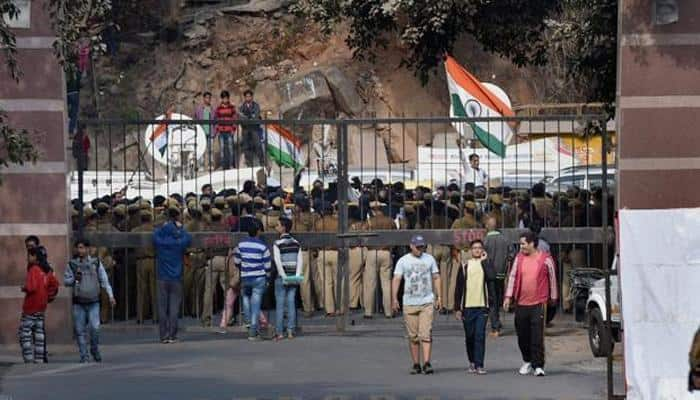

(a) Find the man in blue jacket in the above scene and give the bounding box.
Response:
[153,207,192,343]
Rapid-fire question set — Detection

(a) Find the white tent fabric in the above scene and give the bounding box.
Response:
[619,208,700,400]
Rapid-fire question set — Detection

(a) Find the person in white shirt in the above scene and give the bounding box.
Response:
[461,153,489,188]
[392,235,442,375]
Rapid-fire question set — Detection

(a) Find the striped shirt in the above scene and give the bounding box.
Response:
[273,234,303,277]
[233,237,271,281]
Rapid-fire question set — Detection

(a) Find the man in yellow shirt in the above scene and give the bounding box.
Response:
[453,239,495,375]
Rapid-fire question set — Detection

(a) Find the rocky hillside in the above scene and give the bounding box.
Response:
[84,0,550,170]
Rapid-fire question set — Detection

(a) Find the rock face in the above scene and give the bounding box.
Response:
[183,24,210,48]
[348,125,389,168]
[252,66,278,81]
[278,70,335,120]
[323,66,364,117]
[221,0,292,15]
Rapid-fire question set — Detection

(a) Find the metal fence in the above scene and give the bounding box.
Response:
[72,115,613,331]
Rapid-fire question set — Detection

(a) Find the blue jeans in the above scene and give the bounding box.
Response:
[218,133,235,169]
[462,308,488,368]
[274,277,298,334]
[242,276,267,337]
[72,302,101,361]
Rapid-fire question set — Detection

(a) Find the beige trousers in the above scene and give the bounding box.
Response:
[300,250,323,313]
[320,250,340,314]
[136,258,157,322]
[349,247,365,309]
[364,249,392,317]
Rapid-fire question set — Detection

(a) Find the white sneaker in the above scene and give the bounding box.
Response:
[518,362,533,375]
[534,368,546,376]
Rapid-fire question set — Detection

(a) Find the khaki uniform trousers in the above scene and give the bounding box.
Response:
[320,250,341,315]
[136,257,158,322]
[202,256,228,325]
[348,247,365,309]
[429,245,456,310]
[300,250,323,313]
[563,247,586,311]
[364,249,392,317]
[187,253,208,318]
[100,256,115,323]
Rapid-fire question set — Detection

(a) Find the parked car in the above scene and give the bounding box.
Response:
[586,255,622,357]
[545,165,616,194]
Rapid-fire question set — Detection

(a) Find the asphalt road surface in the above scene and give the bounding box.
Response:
[0,315,623,400]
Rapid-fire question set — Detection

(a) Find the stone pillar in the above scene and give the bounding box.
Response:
[617,1,700,209]
[0,0,72,344]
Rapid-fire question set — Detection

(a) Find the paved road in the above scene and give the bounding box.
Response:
[0,316,622,400]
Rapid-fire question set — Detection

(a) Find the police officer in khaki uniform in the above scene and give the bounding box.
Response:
[364,201,396,318]
[347,218,366,312]
[425,196,453,314]
[96,204,124,322]
[201,208,228,326]
[95,202,111,229]
[184,203,207,318]
[200,197,213,225]
[314,205,340,316]
[133,209,157,323]
[263,197,284,232]
[483,194,508,228]
[152,196,168,227]
[293,196,322,317]
[213,195,227,214]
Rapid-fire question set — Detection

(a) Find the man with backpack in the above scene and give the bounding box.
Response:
[64,240,116,363]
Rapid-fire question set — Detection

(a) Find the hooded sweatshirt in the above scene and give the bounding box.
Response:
[153,221,193,281]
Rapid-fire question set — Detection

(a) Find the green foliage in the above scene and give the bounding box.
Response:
[294,0,617,105]
[0,0,114,182]
[0,112,39,182]
[46,0,115,74]
[0,0,21,80]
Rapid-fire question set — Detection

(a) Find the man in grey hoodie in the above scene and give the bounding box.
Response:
[64,239,115,363]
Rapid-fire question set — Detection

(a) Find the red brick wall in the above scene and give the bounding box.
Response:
[0,0,71,345]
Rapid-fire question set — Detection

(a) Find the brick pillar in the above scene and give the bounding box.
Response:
[0,0,72,344]
[617,1,700,208]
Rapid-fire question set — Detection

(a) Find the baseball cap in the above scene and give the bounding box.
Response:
[410,235,426,247]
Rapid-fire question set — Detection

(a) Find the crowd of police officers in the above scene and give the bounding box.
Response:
[71,170,613,325]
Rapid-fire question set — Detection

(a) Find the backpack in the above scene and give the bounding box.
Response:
[71,258,101,303]
[45,272,59,303]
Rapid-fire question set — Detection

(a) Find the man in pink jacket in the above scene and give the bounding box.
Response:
[504,231,558,377]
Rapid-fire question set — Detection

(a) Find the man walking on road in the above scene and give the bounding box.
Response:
[233,223,272,341]
[504,232,558,377]
[153,207,192,344]
[453,239,495,375]
[64,240,116,362]
[392,235,441,375]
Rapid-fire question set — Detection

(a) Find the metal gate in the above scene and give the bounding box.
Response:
[73,114,613,342]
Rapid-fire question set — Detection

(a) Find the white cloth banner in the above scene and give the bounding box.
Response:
[620,208,700,400]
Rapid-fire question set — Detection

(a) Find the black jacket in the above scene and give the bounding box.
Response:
[453,258,496,311]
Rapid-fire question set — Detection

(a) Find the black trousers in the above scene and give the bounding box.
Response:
[488,279,505,330]
[514,304,546,369]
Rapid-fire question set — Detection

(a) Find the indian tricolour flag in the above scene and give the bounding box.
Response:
[149,112,171,157]
[445,55,515,157]
[265,124,305,171]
